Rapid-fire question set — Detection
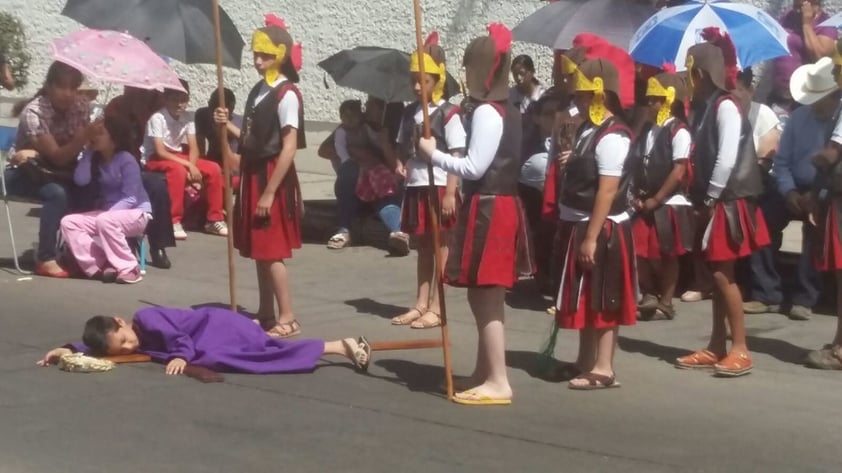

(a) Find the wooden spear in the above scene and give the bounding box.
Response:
[211,0,237,311]
[411,0,454,400]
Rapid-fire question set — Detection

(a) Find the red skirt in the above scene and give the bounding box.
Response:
[444,194,534,288]
[555,220,637,330]
[632,205,694,259]
[234,159,302,261]
[815,197,842,271]
[400,185,458,236]
[702,199,770,262]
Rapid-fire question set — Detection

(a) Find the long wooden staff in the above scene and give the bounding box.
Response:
[411,0,453,400]
[212,0,237,311]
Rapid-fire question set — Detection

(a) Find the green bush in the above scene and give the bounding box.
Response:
[0,12,30,89]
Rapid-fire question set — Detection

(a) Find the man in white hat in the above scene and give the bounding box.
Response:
[743,56,840,321]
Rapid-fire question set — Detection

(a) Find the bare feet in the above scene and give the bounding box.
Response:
[453,381,513,405]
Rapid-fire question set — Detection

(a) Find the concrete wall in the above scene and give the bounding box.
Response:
[0,0,838,121]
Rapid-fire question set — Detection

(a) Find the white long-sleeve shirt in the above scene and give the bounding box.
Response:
[707,98,741,199]
[431,104,502,180]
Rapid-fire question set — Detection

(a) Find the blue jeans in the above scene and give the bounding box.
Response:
[3,167,70,262]
[334,160,360,232]
[333,160,402,234]
[748,190,820,307]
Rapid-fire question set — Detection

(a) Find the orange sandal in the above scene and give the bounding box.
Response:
[675,349,721,370]
[714,351,753,377]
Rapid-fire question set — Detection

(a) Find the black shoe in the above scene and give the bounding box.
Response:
[151,248,171,269]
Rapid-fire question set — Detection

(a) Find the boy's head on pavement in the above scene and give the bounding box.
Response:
[83,316,140,356]
[163,79,190,118]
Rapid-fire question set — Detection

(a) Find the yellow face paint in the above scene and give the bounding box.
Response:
[574,70,606,125]
[685,55,695,96]
[252,30,287,86]
[646,77,676,126]
[410,51,446,103]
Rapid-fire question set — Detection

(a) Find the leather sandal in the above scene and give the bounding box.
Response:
[410,311,441,329]
[675,349,721,370]
[714,351,753,377]
[391,307,425,326]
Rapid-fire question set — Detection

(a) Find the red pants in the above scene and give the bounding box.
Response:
[146,155,224,224]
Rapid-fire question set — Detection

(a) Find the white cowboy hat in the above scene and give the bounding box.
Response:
[790,56,837,105]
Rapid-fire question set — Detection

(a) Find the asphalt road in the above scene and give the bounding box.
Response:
[0,199,841,473]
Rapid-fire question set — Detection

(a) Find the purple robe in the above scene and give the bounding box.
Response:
[70,307,325,374]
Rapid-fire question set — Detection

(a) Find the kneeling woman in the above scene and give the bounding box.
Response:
[60,116,151,284]
[554,57,637,390]
[417,24,532,405]
[37,306,371,374]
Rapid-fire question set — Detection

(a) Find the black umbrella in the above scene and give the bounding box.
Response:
[318,46,461,103]
[61,0,244,68]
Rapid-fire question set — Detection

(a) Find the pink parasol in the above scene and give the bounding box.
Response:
[50,29,185,92]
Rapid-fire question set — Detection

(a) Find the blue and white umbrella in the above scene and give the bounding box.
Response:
[819,11,842,28]
[629,0,789,71]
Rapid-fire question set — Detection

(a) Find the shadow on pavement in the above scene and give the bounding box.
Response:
[506,349,575,383]
[617,336,687,365]
[505,280,553,312]
[344,297,405,319]
[746,335,811,365]
[372,358,449,395]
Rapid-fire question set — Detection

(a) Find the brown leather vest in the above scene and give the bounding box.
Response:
[689,91,762,204]
[461,101,522,196]
[239,80,306,167]
[631,119,688,198]
[561,118,633,215]
[398,101,460,162]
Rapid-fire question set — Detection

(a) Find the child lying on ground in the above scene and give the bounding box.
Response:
[37,306,371,375]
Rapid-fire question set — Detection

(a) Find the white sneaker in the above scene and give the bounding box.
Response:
[173,223,187,240]
[204,220,229,237]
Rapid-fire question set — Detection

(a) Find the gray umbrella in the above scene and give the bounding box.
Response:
[513,0,656,50]
[318,46,461,103]
[61,0,244,68]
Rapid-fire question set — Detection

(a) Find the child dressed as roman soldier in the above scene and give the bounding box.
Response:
[390,32,467,330]
[416,24,533,405]
[630,66,694,321]
[215,14,307,338]
[675,28,770,377]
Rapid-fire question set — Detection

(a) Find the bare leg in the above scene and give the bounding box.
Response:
[268,260,296,327]
[323,339,364,360]
[391,237,433,324]
[575,328,597,372]
[637,257,655,296]
[456,286,512,401]
[415,235,449,327]
[707,292,728,356]
[710,261,747,353]
[569,327,618,387]
[659,256,679,305]
[255,261,275,323]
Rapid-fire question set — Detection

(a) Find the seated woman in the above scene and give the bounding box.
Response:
[37,306,371,375]
[6,61,94,278]
[60,116,151,284]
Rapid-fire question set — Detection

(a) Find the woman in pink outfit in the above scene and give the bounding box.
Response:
[60,116,152,284]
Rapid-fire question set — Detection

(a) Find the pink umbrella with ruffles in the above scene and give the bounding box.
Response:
[50,29,185,92]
